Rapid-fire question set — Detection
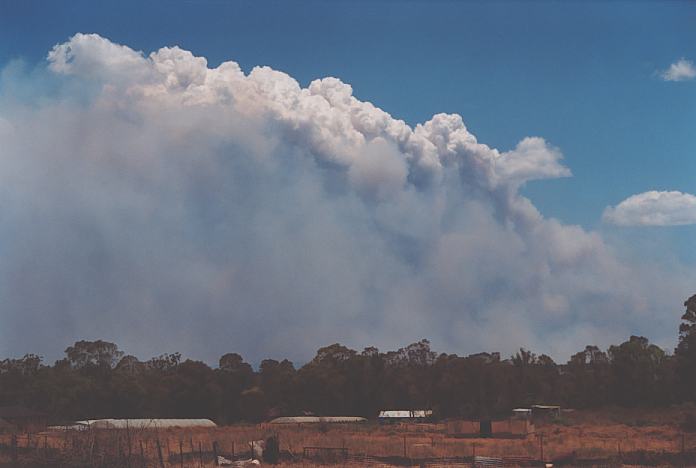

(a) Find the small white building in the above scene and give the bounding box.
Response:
[531,405,561,419]
[378,410,433,421]
[512,408,532,419]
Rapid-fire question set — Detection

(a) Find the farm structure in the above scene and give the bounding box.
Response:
[512,408,532,418]
[378,410,433,423]
[531,405,562,419]
[52,418,217,430]
[446,418,534,438]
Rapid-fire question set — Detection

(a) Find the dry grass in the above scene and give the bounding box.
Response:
[1,407,695,466]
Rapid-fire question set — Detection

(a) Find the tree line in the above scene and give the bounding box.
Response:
[1,294,695,423]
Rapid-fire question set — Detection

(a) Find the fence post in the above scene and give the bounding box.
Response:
[11,434,18,463]
[156,438,165,468]
[140,441,145,468]
[199,441,203,468]
[213,440,219,465]
[89,434,96,464]
[126,424,132,468]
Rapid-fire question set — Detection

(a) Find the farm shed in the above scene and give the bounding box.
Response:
[446,418,533,438]
[531,405,561,419]
[445,420,480,437]
[268,416,366,424]
[0,405,47,432]
[48,421,90,431]
[378,410,433,422]
[512,408,532,419]
[78,419,217,429]
[491,418,534,437]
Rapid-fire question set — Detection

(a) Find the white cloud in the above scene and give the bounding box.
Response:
[0,33,692,363]
[660,58,696,82]
[603,190,696,226]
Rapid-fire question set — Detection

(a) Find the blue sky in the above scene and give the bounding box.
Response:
[0,1,694,363]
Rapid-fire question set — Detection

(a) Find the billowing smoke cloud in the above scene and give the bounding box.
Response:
[604,191,696,226]
[0,34,692,364]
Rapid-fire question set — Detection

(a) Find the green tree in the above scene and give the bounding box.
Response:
[608,336,666,406]
[63,340,124,370]
[563,345,611,408]
[676,294,696,400]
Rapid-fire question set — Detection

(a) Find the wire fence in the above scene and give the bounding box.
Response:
[2,427,696,467]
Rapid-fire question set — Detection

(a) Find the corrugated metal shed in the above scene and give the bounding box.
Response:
[269,416,366,424]
[79,419,217,429]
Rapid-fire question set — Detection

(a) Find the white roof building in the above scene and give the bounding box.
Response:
[71,419,217,429]
[378,410,433,419]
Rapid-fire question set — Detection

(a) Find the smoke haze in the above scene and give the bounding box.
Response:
[0,34,692,364]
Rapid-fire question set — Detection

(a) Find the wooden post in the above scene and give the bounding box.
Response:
[89,434,96,464]
[156,439,165,468]
[539,434,544,462]
[403,435,407,458]
[232,440,235,458]
[139,441,145,468]
[180,440,184,468]
[199,441,203,468]
[213,440,219,465]
[11,434,18,463]
[126,423,132,468]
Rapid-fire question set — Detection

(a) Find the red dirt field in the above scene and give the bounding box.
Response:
[2,406,696,466]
